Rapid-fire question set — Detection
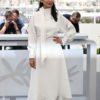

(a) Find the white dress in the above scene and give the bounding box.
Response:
[27,7,76,100]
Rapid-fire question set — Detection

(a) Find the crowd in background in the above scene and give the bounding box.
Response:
[0,9,83,51]
[0,9,81,35]
[0,9,28,34]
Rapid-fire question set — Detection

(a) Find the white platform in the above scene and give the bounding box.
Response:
[0,33,88,41]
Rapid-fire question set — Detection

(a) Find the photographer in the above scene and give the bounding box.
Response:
[12,9,24,30]
[63,12,81,33]
[0,11,21,34]
[61,12,81,49]
[0,11,25,50]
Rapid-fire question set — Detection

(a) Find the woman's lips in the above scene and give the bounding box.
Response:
[48,3,53,6]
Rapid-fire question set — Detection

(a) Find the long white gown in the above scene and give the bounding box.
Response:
[27,7,76,100]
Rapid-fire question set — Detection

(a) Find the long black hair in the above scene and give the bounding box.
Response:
[37,2,58,22]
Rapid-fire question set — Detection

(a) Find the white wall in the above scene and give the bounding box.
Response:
[80,24,100,48]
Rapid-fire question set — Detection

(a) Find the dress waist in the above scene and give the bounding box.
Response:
[37,36,54,41]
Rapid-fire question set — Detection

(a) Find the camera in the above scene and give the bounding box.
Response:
[7,19,12,24]
[9,21,12,24]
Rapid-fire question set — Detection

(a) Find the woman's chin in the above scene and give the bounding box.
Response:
[47,4,53,8]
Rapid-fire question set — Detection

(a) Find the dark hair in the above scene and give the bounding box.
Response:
[72,12,81,19]
[12,9,19,16]
[5,11,12,19]
[37,2,58,22]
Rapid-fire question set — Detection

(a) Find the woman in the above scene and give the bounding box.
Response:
[27,0,76,100]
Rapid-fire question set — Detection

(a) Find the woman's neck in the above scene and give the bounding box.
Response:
[43,6,51,9]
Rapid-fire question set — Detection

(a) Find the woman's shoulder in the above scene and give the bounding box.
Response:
[57,12,71,23]
[29,11,40,22]
[57,12,67,20]
[31,10,39,17]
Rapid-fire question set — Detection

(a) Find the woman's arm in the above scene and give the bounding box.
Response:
[58,13,76,45]
[28,15,37,68]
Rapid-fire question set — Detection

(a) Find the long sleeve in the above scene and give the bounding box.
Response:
[58,13,76,45]
[28,15,37,58]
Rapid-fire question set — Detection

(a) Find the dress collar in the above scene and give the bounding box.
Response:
[40,6,51,14]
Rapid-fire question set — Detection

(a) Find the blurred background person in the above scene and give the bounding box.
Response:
[0,11,21,34]
[0,11,26,50]
[63,12,81,33]
[62,12,81,49]
[0,9,24,34]
[21,24,28,34]
[0,16,5,25]
[12,9,27,49]
[12,9,24,29]
[63,12,86,54]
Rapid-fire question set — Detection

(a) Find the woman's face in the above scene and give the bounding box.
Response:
[41,0,54,8]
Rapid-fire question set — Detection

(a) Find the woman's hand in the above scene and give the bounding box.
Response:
[29,58,36,69]
[53,37,63,44]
